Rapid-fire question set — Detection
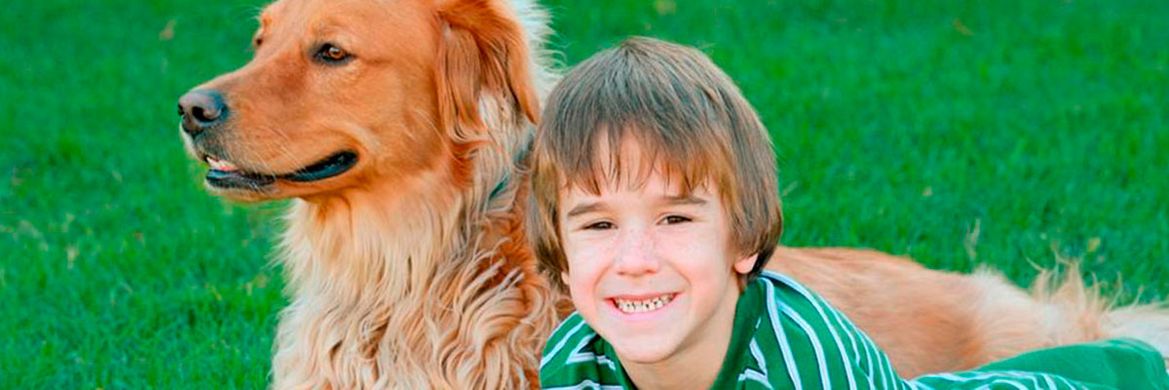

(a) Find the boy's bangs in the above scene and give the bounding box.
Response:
[559,121,733,198]
[540,37,740,198]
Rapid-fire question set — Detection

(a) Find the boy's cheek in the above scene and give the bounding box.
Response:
[562,272,599,316]
[563,239,611,269]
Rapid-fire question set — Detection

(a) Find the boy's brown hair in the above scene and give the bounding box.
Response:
[528,37,782,290]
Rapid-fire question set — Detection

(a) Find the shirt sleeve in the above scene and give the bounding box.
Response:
[759,272,1159,390]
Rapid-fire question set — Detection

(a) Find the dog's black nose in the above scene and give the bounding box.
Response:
[178,89,228,136]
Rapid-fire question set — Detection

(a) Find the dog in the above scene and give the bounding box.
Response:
[177,0,1168,386]
[178,0,558,387]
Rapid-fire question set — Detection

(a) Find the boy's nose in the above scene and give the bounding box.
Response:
[613,229,660,276]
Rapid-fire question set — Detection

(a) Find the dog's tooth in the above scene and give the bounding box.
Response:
[209,157,240,172]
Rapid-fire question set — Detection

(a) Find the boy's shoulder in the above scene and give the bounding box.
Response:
[541,312,596,363]
[757,270,813,295]
[755,270,834,315]
[754,269,865,347]
[540,312,627,388]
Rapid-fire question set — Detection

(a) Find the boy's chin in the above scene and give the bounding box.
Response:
[611,339,677,365]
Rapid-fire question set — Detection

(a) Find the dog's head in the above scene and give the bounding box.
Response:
[178,0,540,202]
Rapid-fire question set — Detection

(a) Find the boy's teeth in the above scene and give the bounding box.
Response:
[614,294,674,314]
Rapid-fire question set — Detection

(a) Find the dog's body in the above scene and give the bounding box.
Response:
[178,0,1168,387]
[770,247,1169,376]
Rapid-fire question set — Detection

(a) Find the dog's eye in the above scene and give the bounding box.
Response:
[315,43,352,64]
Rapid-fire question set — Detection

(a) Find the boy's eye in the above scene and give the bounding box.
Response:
[662,215,691,225]
[583,221,614,230]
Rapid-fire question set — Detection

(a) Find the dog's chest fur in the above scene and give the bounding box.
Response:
[260,1,561,387]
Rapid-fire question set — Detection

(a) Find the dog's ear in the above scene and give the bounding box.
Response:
[436,0,540,140]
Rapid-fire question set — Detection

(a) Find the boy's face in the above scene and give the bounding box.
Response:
[558,139,754,365]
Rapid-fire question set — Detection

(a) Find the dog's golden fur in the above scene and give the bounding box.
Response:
[182,0,559,387]
[179,0,1168,387]
[265,1,562,387]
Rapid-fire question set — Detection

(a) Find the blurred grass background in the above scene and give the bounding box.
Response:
[1,0,1166,387]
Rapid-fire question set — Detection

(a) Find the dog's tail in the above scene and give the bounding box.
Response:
[1104,304,1169,358]
[1028,264,1169,360]
[965,263,1169,365]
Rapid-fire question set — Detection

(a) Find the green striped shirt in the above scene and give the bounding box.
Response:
[540,271,1169,389]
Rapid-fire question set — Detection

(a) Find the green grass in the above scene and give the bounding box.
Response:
[2,0,1166,387]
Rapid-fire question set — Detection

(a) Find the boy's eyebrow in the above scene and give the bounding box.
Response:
[565,202,605,218]
[662,195,708,206]
[565,195,708,218]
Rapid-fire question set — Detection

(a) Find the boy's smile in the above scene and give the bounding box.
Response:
[611,293,675,314]
[558,138,755,383]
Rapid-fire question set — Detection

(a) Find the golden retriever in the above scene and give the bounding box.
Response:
[177,0,1168,387]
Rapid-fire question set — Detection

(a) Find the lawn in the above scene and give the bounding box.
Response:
[2,0,1166,387]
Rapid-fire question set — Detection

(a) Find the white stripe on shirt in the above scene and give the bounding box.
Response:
[915,371,1075,390]
[543,379,626,390]
[542,315,588,369]
[766,272,860,390]
[780,302,833,389]
[765,278,804,390]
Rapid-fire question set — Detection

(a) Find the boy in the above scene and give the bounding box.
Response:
[529,37,1169,389]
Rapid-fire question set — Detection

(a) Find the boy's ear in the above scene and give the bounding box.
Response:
[435,0,540,140]
[733,254,756,275]
[560,271,570,288]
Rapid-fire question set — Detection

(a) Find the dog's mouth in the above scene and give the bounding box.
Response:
[204,151,359,190]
